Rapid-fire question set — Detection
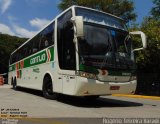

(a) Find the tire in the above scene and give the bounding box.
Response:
[11,78,13,85]
[43,76,57,99]
[12,78,17,90]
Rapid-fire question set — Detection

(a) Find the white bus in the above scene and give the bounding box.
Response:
[8,6,147,99]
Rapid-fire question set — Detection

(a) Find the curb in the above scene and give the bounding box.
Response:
[112,94,160,100]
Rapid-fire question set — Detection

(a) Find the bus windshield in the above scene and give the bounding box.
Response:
[76,8,135,70]
[78,24,135,70]
[75,7,127,31]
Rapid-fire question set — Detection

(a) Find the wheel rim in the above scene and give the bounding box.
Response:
[13,79,16,89]
[45,80,53,95]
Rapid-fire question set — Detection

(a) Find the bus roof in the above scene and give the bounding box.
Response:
[74,5,124,21]
[11,5,125,55]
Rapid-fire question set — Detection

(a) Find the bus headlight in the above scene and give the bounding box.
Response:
[78,71,97,80]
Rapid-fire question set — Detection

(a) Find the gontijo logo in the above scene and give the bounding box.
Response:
[9,47,54,72]
[30,53,46,65]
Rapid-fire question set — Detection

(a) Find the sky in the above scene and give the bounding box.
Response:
[0,0,154,38]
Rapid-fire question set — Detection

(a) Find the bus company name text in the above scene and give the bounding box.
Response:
[30,53,46,65]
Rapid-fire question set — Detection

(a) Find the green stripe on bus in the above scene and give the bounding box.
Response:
[108,70,136,76]
[9,64,16,72]
[79,64,136,76]
[9,47,54,72]
[79,64,99,74]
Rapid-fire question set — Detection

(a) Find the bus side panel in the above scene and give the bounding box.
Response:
[62,74,76,95]
[8,71,15,85]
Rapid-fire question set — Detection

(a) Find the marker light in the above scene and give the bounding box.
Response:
[78,71,97,80]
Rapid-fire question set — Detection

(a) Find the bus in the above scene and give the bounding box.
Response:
[8,6,147,99]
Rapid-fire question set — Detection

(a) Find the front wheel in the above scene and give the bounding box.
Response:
[43,76,57,99]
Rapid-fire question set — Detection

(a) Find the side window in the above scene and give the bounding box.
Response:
[10,54,16,64]
[32,35,40,54]
[10,50,20,64]
[18,48,23,60]
[16,50,20,62]
[39,22,54,50]
[22,45,28,58]
[17,46,28,61]
[10,22,54,64]
[12,53,15,63]
[26,42,32,57]
[10,55,12,64]
[22,46,27,58]
[57,10,76,70]
[14,51,19,63]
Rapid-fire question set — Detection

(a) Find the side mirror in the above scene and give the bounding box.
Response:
[71,16,84,38]
[130,31,147,52]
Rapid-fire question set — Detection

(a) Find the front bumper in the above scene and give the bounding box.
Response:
[75,77,137,96]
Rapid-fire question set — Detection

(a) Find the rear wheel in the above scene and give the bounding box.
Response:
[11,78,13,85]
[12,78,17,90]
[43,76,57,99]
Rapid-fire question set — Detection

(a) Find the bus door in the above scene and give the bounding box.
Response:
[57,10,77,94]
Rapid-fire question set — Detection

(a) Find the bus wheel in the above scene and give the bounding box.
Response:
[43,76,57,99]
[11,78,13,85]
[13,78,17,90]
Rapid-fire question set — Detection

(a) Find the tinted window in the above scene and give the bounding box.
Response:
[11,50,19,64]
[76,7,127,31]
[79,24,112,55]
[32,35,40,54]
[39,22,54,50]
[57,10,76,70]
[10,22,55,64]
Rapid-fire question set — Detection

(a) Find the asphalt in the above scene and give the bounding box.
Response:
[0,84,160,124]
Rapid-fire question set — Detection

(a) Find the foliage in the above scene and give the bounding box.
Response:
[129,18,160,95]
[151,0,160,20]
[124,0,160,95]
[139,18,160,72]
[0,34,27,73]
[58,0,137,22]
[130,20,160,70]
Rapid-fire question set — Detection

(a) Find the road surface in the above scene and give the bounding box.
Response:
[0,85,160,123]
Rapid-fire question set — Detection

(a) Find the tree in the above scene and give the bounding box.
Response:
[151,0,160,20]
[139,18,160,71]
[137,0,160,72]
[129,18,160,95]
[137,18,160,95]
[58,0,136,22]
[128,0,160,95]
[0,34,27,73]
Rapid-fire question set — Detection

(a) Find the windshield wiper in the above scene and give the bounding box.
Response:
[100,38,113,69]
